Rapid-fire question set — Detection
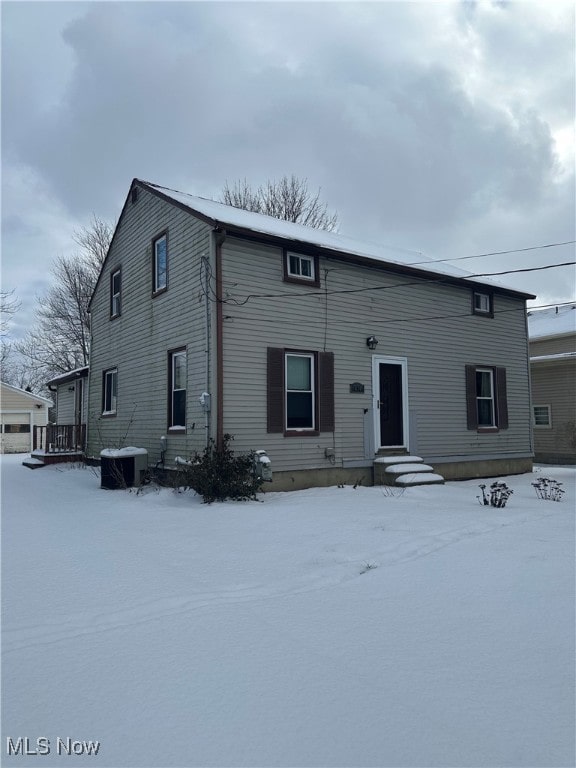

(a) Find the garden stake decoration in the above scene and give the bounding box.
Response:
[531,477,565,502]
[477,481,514,508]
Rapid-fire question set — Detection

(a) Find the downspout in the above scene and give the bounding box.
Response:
[86,314,92,458]
[203,254,212,448]
[214,229,226,449]
[524,302,534,459]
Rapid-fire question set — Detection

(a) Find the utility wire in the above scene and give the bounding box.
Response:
[462,261,576,278]
[407,240,576,265]
[218,260,576,306]
[222,300,576,332]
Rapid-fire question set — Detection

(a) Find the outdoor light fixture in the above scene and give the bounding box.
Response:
[366,336,379,350]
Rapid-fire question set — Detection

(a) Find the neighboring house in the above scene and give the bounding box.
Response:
[0,382,51,454]
[86,178,535,490]
[528,304,576,464]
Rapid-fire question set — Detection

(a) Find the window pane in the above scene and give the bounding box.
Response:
[287,356,311,390]
[533,406,550,426]
[289,254,299,275]
[475,293,490,312]
[105,370,117,412]
[173,353,186,390]
[155,237,167,289]
[476,371,492,398]
[477,399,493,426]
[286,392,313,428]
[173,390,186,427]
[301,258,312,277]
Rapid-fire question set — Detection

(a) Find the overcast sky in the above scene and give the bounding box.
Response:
[2,1,575,341]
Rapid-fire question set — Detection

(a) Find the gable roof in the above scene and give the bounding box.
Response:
[139,180,534,298]
[1,381,53,406]
[90,178,535,307]
[527,304,576,340]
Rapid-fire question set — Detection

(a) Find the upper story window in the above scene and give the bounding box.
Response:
[110,268,121,318]
[102,368,118,416]
[472,291,494,317]
[153,232,168,295]
[168,348,186,430]
[283,250,320,287]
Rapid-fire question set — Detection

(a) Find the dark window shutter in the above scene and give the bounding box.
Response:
[495,367,508,429]
[318,351,335,432]
[465,365,477,430]
[267,348,284,433]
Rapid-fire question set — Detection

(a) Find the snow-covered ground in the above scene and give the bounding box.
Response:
[2,454,574,768]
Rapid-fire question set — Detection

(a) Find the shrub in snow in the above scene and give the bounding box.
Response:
[174,434,263,503]
[477,482,513,508]
[532,477,565,502]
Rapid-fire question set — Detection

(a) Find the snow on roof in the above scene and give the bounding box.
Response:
[527,304,576,340]
[46,366,89,386]
[139,180,528,295]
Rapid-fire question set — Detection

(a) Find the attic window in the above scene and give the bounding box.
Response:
[283,250,320,287]
[472,291,494,317]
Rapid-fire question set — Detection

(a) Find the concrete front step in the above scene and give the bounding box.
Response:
[396,472,445,486]
[374,455,445,486]
[385,463,434,475]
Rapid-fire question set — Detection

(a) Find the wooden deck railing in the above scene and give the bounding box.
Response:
[33,424,86,453]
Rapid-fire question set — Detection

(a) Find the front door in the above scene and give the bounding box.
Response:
[372,356,408,450]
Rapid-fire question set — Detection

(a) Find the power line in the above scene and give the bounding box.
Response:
[407,240,576,265]
[222,300,576,332]
[462,261,576,278]
[219,260,576,306]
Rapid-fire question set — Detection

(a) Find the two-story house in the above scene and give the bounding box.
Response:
[86,179,535,490]
[528,304,576,465]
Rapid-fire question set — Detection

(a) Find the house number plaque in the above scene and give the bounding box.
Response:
[349,382,365,393]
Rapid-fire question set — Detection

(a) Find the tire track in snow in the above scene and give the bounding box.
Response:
[3,509,562,654]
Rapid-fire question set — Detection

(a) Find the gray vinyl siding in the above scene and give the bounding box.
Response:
[530,334,576,357]
[56,387,75,424]
[55,379,88,424]
[220,237,532,472]
[87,187,213,466]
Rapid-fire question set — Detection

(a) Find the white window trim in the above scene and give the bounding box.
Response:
[285,352,316,431]
[154,234,168,293]
[533,404,552,428]
[169,350,186,430]
[473,291,492,315]
[371,355,409,451]
[102,368,118,415]
[287,252,315,281]
[476,367,495,427]
[111,269,121,317]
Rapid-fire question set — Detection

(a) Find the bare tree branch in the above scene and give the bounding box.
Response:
[9,216,112,390]
[219,175,338,231]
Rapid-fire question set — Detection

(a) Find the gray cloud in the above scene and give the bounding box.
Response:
[2,0,574,326]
